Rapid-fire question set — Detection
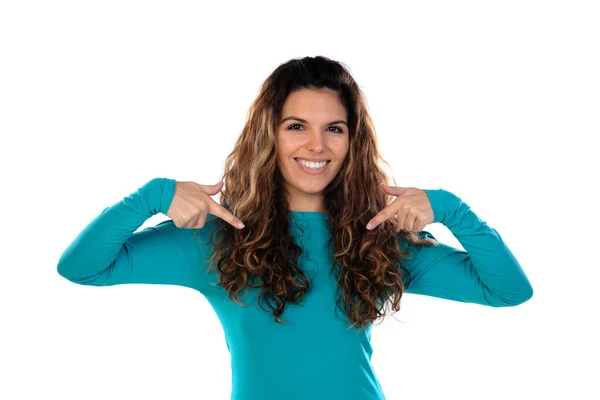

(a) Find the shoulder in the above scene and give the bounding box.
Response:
[399,230,438,252]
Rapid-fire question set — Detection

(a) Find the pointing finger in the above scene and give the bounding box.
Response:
[366,207,394,230]
[209,201,245,229]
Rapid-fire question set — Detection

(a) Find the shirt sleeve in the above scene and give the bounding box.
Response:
[56,177,214,294]
[400,189,534,307]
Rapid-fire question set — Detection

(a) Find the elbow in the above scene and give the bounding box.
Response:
[512,277,534,306]
[508,287,533,307]
[56,260,90,285]
[490,283,534,307]
[56,250,76,282]
[56,259,70,280]
[57,260,111,286]
[514,283,534,306]
[57,261,79,284]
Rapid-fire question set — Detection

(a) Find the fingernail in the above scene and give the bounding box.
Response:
[366,223,372,230]
[238,222,245,229]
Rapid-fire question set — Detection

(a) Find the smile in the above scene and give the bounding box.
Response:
[294,158,330,174]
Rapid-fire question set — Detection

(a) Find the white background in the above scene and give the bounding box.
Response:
[1,1,598,399]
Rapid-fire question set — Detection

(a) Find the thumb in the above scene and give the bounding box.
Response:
[381,183,409,196]
[203,180,224,195]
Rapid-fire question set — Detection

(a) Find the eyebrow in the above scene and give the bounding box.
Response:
[280,116,348,127]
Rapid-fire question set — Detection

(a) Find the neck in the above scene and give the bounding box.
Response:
[289,205,326,213]
[286,190,326,213]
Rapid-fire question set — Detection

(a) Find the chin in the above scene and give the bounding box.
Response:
[289,181,329,195]
[300,178,332,189]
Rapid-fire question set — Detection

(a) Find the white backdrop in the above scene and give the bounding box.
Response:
[1,1,598,399]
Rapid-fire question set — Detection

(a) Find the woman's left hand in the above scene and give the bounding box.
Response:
[366,184,434,232]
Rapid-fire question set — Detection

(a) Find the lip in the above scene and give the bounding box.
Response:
[295,158,330,175]
[294,157,331,162]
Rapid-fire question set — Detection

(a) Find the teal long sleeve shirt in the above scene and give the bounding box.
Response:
[57,177,533,400]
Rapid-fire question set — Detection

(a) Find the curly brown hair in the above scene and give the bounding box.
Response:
[196,56,438,331]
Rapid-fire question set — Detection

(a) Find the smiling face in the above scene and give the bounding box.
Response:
[276,88,350,213]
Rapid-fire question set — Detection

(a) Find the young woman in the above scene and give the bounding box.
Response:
[57,55,533,400]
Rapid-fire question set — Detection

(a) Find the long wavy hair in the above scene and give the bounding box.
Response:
[199,56,438,330]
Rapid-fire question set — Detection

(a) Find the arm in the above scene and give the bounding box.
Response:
[400,189,533,307]
[56,177,213,294]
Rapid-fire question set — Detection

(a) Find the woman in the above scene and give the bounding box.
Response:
[57,55,533,400]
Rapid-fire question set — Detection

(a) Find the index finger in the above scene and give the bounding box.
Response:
[209,200,245,229]
[366,207,394,230]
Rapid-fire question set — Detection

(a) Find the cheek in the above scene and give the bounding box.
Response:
[275,155,286,174]
[334,140,350,159]
[275,149,292,174]
[276,135,295,156]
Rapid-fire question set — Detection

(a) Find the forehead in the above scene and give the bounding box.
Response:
[282,88,346,117]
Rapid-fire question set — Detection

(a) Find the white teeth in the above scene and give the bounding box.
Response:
[297,159,327,169]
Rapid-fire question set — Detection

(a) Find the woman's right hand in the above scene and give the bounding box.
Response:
[166,180,244,230]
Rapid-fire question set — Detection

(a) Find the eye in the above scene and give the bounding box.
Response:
[287,124,344,133]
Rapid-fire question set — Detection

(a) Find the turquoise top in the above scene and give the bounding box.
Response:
[57,177,533,400]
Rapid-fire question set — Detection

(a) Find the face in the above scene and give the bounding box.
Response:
[276,88,350,212]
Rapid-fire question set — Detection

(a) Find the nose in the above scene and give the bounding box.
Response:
[306,130,325,152]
